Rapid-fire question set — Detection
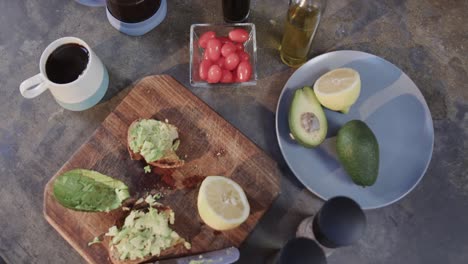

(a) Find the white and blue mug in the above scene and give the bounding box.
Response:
[19,37,109,111]
[75,0,167,36]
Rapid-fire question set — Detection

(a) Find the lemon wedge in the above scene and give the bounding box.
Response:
[197,176,250,231]
[313,68,361,114]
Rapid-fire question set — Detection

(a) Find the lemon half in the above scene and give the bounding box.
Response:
[313,68,361,114]
[197,176,250,231]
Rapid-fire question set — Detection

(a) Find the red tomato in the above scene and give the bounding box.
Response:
[207,65,222,83]
[237,50,250,62]
[199,59,212,80]
[236,61,252,82]
[221,42,236,57]
[216,57,225,68]
[218,37,232,44]
[206,38,222,61]
[198,31,216,49]
[203,51,210,60]
[235,42,244,51]
[228,29,249,43]
[224,53,240,71]
[220,70,234,83]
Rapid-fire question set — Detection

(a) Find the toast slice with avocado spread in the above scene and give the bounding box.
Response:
[127,119,184,169]
[105,196,191,263]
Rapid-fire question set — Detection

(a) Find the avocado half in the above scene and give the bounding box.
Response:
[53,169,130,212]
[288,86,328,148]
[337,120,379,187]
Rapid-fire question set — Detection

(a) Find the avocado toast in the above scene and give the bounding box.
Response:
[127,119,184,169]
[105,196,191,264]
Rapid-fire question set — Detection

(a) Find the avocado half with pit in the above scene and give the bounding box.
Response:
[289,86,328,147]
[127,119,184,168]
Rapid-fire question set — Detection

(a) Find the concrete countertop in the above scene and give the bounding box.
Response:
[1,0,467,263]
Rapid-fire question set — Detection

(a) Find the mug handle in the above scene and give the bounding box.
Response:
[75,0,106,7]
[19,73,49,99]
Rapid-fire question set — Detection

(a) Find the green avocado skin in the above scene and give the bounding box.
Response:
[336,120,379,187]
[53,169,130,212]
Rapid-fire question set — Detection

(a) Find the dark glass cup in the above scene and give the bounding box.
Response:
[222,0,250,22]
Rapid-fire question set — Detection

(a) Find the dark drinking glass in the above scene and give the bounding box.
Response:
[222,0,250,23]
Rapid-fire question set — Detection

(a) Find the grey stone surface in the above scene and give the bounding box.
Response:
[1,0,467,263]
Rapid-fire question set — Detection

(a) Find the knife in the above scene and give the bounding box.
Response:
[152,247,240,264]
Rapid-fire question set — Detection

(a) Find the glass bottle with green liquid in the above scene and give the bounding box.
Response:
[280,0,326,67]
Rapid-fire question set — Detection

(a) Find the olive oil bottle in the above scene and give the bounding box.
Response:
[280,0,326,67]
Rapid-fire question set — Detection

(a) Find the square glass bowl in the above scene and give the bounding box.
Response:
[190,23,257,87]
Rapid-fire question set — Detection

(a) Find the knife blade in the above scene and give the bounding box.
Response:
[153,247,240,264]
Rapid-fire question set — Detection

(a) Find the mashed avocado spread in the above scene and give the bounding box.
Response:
[129,119,180,163]
[105,195,190,261]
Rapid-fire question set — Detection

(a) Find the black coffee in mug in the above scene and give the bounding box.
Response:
[107,0,162,23]
[222,0,250,22]
[45,43,89,84]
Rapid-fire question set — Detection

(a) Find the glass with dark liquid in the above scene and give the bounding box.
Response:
[222,0,250,22]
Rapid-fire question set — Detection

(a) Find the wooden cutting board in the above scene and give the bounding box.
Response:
[43,75,281,263]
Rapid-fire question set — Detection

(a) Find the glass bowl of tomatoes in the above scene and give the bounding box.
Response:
[190,23,257,87]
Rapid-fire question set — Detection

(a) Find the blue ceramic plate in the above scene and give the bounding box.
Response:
[275,50,434,209]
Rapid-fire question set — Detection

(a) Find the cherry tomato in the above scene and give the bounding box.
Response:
[203,51,210,60]
[198,31,216,49]
[237,50,250,62]
[207,65,222,83]
[224,53,240,71]
[216,57,225,68]
[228,29,249,43]
[220,70,234,83]
[206,38,222,61]
[199,59,212,80]
[218,36,232,44]
[236,61,252,82]
[234,42,244,51]
[221,42,236,57]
